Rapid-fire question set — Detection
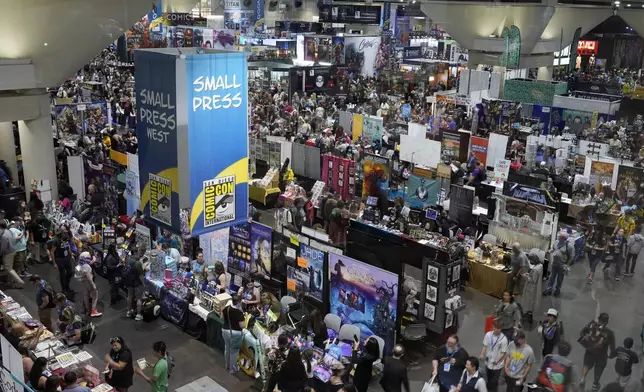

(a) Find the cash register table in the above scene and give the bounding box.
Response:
[467,260,510,299]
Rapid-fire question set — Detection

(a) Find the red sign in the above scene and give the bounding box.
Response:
[577,40,598,55]
[470,136,489,166]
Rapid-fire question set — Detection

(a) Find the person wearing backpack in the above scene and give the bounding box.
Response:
[0,221,22,288]
[124,248,145,321]
[613,337,638,389]
[466,161,486,187]
[135,341,170,392]
[579,313,616,391]
[536,340,579,392]
[29,275,55,331]
[48,229,75,296]
[543,231,574,297]
[264,333,289,392]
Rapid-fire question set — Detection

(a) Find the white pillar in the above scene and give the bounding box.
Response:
[18,95,58,202]
[0,122,18,187]
[537,66,553,81]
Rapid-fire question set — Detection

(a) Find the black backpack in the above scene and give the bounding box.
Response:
[80,319,98,345]
[578,320,605,349]
[121,257,136,286]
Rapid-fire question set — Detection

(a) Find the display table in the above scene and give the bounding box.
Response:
[467,260,510,299]
[249,185,280,206]
[144,276,167,300]
[185,298,210,341]
[160,290,189,329]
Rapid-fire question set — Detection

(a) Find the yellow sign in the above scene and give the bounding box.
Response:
[149,173,172,225]
[352,114,363,142]
[591,111,599,129]
[109,149,128,166]
[203,175,236,228]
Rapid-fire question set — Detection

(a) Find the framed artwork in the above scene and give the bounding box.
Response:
[424,303,436,321]
[426,284,438,304]
[427,265,439,283]
[452,265,461,284]
[445,311,454,328]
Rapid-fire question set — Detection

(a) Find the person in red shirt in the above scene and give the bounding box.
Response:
[304,191,315,227]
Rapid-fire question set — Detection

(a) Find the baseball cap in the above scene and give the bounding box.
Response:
[547,308,559,317]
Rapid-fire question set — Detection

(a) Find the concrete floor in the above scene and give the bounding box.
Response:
[8,213,644,391]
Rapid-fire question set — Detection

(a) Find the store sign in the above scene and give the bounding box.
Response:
[577,40,598,55]
[503,181,559,207]
[318,4,382,24]
[402,46,422,59]
[164,12,194,24]
[254,0,264,31]
[185,52,249,236]
[470,136,489,166]
[136,51,180,232]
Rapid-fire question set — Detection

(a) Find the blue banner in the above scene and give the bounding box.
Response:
[136,51,180,232]
[254,0,265,32]
[186,53,249,236]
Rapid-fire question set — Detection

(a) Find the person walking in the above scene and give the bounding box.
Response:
[455,357,487,392]
[579,313,616,391]
[48,229,75,296]
[538,309,564,357]
[521,252,543,324]
[1,221,23,288]
[432,334,469,392]
[478,319,508,392]
[9,219,28,280]
[380,345,410,392]
[75,250,102,317]
[105,244,123,305]
[135,341,170,392]
[624,225,644,276]
[536,341,578,392]
[586,229,607,283]
[494,291,521,341]
[104,336,134,392]
[507,243,528,295]
[504,330,535,392]
[613,337,638,390]
[543,232,574,297]
[606,229,626,281]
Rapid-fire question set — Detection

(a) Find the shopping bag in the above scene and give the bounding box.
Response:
[484,315,495,333]
[421,376,439,392]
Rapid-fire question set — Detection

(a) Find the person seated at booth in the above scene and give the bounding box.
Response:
[260,292,282,323]
[191,252,206,274]
[55,293,75,333]
[60,307,83,347]
[214,261,228,292]
[240,281,262,313]
[466,161,486,187]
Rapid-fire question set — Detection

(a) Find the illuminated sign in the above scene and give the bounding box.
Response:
[577,40,598,55]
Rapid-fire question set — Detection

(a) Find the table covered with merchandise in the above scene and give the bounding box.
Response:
[467,260,510,299]
[0,291,114,392]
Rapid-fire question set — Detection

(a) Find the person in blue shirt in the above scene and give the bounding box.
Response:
[191,252,205,274]
[466,161,486,187]
[156,230,179,250]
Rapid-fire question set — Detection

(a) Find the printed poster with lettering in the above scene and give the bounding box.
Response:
[494,159,510,181]
[287,243,325,302]
[228,222,251,292]
[184,52,249,236]
[470,136,489,166]
[136,51,180,231]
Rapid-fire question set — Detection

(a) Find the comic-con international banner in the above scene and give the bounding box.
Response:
[136,51,180,231]
[184,52,249,236]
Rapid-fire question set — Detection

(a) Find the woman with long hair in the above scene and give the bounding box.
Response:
[44,375,61,392]
[260,292,282,321]
[105,243,123,305]
[105,336,134,392]
[279,347,308,392]
[29,357,51,389]
[351,337,380,392]
[494,290,521,341]
[214,261,227,292]
[309,309,328,349]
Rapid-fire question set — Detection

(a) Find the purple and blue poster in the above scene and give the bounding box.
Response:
[250,222,272,278]
[228,222,251,291]
[287,244,325,302]
[329,253,398,354]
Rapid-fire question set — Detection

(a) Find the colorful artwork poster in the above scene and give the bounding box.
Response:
[202,28,214,48]
[562,109,592,135]
[616,166,644,203]
[250,222,272,279]
[405,175,439,208]
[441,131,461,159]
[362,115,383,145]
[329,253,398,354]
[589,161,615,191]
[470,136,489,166]
[199,227,230,267]
[362,153,390,201]
[332,37,345,65]
[287,244,325,302]
[228,222,251,291]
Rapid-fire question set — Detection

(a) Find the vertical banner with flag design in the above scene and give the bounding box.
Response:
[254,0,265,32]
[136,50,180,232]
[185,52,249,236]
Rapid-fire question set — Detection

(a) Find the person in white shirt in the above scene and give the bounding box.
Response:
[478,320,508,392]
[455,357,487,392]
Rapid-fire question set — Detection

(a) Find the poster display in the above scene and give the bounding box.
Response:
[135,223,151,251]
[332,37,345,65]
[272,232,296,281]
[329,253,398,353]
[136,51,180,231]
[344,36,383,77]
[185,52,249,236]
[323,155,356,201]
[441,131,461,160]
[470,136,489,166]
[494,159,511,182]
[362,153,390,201]
[199,227,230,266]
[228,222,251,291]
[362,115,383,145]
[616,166,644,203]
[589,160,615,190]
[250,222,272,278]
[352,113,364,141]
[287,244,325,302]
[405,175,440,208]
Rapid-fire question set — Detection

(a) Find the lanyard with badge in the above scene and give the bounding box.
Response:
[444,347,458,372]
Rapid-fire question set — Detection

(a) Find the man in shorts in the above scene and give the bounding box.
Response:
[579,313,616,391]
[124,247,146,321]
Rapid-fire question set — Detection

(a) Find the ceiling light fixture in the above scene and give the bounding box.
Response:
[626,3,631,6]
[44,42,48,46]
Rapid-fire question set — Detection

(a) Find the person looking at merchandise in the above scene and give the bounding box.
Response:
[351,336,380,392]
[48,228,76,295]
[55,293,75,332]
[63,371,91,392]
[135,341,170,392]
[279,347,308,392]
[507,243,528,295]
[264,333,289,392]
[29,275,55,331]
[432,334,469,392]
[222,295,245,373]
[123,247,145,321]
[29,356,52,390]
